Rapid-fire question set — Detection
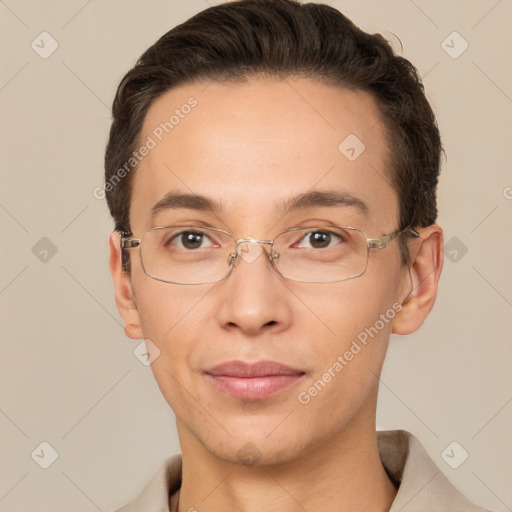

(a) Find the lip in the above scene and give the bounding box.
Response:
[206,360,304,377]
[204,360,306,400]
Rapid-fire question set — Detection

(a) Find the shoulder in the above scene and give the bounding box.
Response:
[379,429,494,512]
[111,454,182,512]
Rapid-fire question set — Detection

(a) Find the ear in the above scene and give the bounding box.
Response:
[109,231,144,340]
[392,225,444,335]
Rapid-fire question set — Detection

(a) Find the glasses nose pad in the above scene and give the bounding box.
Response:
[236,241,264,264]
[227,251,238,268]
[270,249,279,260]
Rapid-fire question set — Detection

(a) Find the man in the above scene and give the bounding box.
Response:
[105,1,491,510]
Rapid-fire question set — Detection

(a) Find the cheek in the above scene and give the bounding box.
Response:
[292,278,400,432]
[133,280,216,410]
[308,270,399,343]
[131,276,215,372]
[301,263,402,380]
[132,264,212,338]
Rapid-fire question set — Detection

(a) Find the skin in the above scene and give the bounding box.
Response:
[109,77,443,512]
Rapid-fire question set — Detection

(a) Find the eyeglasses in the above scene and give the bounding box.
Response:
[120,225,420,285]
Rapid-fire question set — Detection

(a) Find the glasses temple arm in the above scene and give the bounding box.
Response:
[367,227,421,249]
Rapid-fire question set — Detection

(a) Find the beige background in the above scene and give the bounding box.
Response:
[1,0,511,511]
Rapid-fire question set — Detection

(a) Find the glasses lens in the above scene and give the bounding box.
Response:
[273,226,368,282]
[140,226,234,284]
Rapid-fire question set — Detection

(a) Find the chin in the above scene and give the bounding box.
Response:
[199,429,310,467]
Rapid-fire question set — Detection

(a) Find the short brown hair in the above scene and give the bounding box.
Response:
[104,0,443,269]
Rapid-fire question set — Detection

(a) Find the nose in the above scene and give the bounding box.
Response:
[215,240,292,336]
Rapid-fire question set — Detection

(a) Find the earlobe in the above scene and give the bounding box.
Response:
[109,231,144,340]
[392,225,444,335]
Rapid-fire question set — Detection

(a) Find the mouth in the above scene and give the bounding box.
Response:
[204,360,306,400]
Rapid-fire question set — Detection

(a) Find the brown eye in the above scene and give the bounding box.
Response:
[180,231,205,249]
[308,231,331,248]
[297,230,342,249]
[167,231,213,250]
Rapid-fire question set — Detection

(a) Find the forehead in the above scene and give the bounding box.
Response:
[130,77,398,233]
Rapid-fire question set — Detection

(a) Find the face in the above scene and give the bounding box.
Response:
[112,77,423,465]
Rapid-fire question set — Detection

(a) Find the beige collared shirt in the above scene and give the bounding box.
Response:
[113,429,492,511]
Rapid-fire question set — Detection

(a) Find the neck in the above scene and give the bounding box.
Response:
[176,390,398,512]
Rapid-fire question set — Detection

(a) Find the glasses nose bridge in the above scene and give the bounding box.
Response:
[228,237,278,269]
[234,237,274,256]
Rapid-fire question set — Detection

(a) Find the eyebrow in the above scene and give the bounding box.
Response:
[149,189,369,220]
[282,190,369,216]
[150,192,221,219]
